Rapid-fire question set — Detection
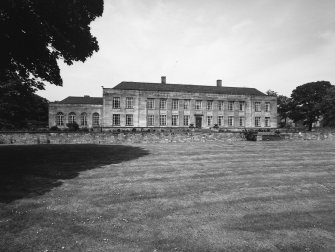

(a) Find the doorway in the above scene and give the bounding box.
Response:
[195,116,202,128]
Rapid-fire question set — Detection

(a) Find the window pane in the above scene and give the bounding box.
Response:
[184,100,190,110]
[113,114,120,125]
[147,99,154,109]
[93,113,99,126]
[147,115,154,126]
[183,115,190,126]
[113,97,120,109]
[172,115,178,126]
[126,114,133,126]
[126,97,134,109]
[172,100,179,110]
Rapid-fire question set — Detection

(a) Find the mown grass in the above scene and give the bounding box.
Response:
[0,141,335,251]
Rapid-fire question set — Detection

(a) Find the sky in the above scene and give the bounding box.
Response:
[37,0,335,101]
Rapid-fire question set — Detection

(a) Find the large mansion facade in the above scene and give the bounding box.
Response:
[49,77,277,129]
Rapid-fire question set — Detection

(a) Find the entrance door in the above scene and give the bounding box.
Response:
[195,116,202,128]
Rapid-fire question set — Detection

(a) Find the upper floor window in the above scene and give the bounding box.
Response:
[172,99,179,110]
[184,100,190,110]
[80,112,87,126]
[218,101,224,111]
[195,100,202,110]
[56,112,64,126]
[147,99,154,109]
[255,116,261,127]
[92,113,99,126]
[265,102,270,112]
[255,102,261,112]
[159,99,167,110]
[113,97,120,109]
[239,102,245,111]
[207,101,213,110]
[68,112,76,124]
[113,114,120,126]
[126,97,134,109]
[228,101,234,111]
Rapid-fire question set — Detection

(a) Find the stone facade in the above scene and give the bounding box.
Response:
[49,78,277,129]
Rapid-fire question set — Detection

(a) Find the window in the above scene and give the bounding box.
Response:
[159,99,166,110]
[218,116,223,126]
[126,97,134,109]
[195,100,202,110]
[172,99,179,110]
[228,101,234,111]
[255,117,261,127]
[113,114,120,126]
[265,117,271,127]
[184,100,190,110]
[207,116,213,126]
[207,101,213,110]
[183,115,190,126]
[147,99,154,109]
[92,113,99,126]
[239,117,244,127]
[218,101,224,111]
[265,102,270,112]
[126,114,133,126]
[80,113,87,126]
[172,115,178,126]
[159,115,167,126]
[239,102,245,111]
[228,116,234,127]
[56,112,64,126]
[68,112,76,124]
[113,97,120,109]
[255,102,261,112]
[147,115,154,126]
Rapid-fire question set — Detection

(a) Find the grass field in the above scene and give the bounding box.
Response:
[0,141,335,251]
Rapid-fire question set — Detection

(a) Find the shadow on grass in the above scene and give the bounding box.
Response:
[0,144,149,203]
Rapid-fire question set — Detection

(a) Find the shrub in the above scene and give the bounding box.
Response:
[66,122,79,131]
[50,125,60,131]
[241,129,257,141]
[189,124,195,128]
[213,124,219,129]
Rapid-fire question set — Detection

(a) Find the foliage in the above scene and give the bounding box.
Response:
[266,90,291,127]
[189,123,195,128]
[265,90,278,97]
[241,129,257,141]
[213,124,219,129]
[320,87,335,127]
[0,0,104,90]
[289,81,333,131]
[49,125,60,131]
[66,122,79,131]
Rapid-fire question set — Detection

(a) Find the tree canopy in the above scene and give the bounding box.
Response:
[0,0,104,90]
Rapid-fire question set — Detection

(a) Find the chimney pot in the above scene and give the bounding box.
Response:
[217,79,222,87]
[161,76,166,84]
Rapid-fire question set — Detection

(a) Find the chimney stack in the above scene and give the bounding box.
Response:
[161,76,166,84]
[216,79,222,87]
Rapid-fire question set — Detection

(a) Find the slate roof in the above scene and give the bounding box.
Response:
[113,81,266,96]
[57,96,103,105]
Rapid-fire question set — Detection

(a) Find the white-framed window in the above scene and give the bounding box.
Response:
[255,117,261,127]
[239,102,245,111]
[126,114,133,126]
[147,115,154,126]
[218,116,223,126]
[218,101,224,111]
[195,100,202,110]
[207,101,213,110]
[92,113,99,126]
[265,117,271,127]
[228,116,234,127]
[113,97,120,109]
[228,101,234,111]
[207,116,213,126]
[56,112,64,126]
[265,102,270,112]
[172,115,178,126]
[147,99,154,109]
[159,99,167,110]
[239,117,244,127]
[184,100,190,110]
[126,97,134,109]
[159,115,167,126]
[172,99,179,110]
[183,115,190,126]
[68,112,76,124]
[255,102,261,112]
[80,112,87,126]
[113,114,120,126]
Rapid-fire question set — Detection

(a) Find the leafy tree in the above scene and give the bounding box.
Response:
[266,90,291,127]
[321,87,335,127]
[289,81,333,131]
[0,0,104,90]
[265,90,278,97]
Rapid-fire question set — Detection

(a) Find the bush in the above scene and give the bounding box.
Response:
[50,125,60,131]
[66,122,79,131]
[189,124,195,128]
[213,124,219,129]
[241,129,257,141]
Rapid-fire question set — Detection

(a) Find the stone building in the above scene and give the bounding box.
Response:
[49,77,277,129]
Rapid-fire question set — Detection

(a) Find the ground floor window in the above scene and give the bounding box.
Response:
[159,115,167,126]
[218,116,223,126]
[81,113,87,126]
[93,113,99,126]
[172,115,178,126]
[126,114,133,126]
[228,116,234,127]
[265,117,270,127]
[68,112,76,124]
[207,116,212,126]
[239,117,244,127]
[147,115,154,126]
[255,117,261,127]
[183,115,190,126]
[56,112,64,126]
[113,114,120,126]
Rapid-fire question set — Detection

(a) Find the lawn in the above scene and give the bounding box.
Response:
[0,141,335,251]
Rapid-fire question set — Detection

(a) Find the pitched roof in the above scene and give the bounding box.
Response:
[113,82,266,96]
[58,96,103,105]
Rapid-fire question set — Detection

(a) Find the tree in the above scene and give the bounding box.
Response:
[289,81,333,131]
[0,0,104,90]
[321,87,335,127]
[266,90,291,127]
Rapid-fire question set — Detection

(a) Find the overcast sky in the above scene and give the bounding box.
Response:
[37,0,335,101]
